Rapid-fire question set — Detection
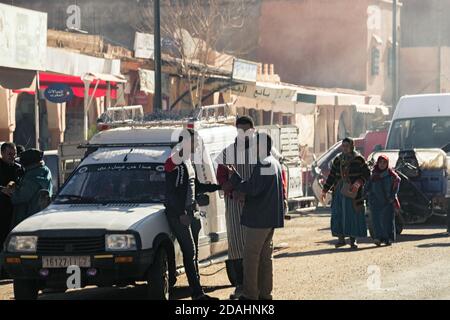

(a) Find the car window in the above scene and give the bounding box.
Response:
[55,163,166,204]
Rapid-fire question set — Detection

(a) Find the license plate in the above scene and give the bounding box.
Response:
[42,256,91,268]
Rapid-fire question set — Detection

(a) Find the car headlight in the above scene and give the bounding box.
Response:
[7,236,38,253]
[105,234,137,251]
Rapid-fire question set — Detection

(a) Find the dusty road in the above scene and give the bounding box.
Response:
[1,209,450,300]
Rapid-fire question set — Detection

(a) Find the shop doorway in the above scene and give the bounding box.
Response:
[14,93,49,150]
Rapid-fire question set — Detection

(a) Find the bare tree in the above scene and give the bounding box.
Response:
[132,0,255,110]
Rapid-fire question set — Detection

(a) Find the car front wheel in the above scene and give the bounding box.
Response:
[147,248,170,300]
[13,279,39,300]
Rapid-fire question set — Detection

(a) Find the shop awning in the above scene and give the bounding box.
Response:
[353,103,390,115]
[296,87,336,105]
[46,47,121,77]
[13,72,119,98]
[0,67,36,90]
[232,95,315,115]
[83,72,127,83]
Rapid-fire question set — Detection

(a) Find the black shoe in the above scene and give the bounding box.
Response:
[335,240,346,248]
[238,295,252,300]
[229,286,243,300]
[384,241,392,246]
[374,239,381,247]
[349,237,358,249]
[192,294,219,301]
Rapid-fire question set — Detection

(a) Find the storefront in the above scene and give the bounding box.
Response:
[0,4,47,146]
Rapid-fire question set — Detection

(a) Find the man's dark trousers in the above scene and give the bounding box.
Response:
[167,214,203,297]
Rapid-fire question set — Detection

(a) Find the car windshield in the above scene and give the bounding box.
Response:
[54,163,166,204]
[387,117,450,150]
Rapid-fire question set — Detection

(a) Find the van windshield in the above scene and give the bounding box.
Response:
[386,117,450,150]
[54,163,166,204]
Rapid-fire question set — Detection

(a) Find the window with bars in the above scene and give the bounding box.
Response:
[371,46,380,76]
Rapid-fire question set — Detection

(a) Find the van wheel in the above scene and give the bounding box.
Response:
[14,279,38,300]
[147,248,169,300]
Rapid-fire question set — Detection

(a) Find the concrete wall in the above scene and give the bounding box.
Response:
[401,0,450,47]
[0,88,17,142]
[366,0,400,104]
[257,0,368,91]
[251,0,400,104]
[399,46,450,96]
[0,0,139,48]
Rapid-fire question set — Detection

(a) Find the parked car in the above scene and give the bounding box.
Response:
[310,130,388,206]
[3,115,236,300]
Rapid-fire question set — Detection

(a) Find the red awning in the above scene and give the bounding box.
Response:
[13,72,118,98]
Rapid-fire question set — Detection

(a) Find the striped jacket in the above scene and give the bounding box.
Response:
[323,152,370,207]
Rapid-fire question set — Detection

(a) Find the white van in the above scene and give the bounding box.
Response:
[386,93,450,151]
[378,94,450,225]
[3,120,237,300]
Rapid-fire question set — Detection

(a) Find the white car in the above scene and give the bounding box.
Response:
[3,123,236,300]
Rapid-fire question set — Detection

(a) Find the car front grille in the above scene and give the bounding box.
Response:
[37,236,105,254]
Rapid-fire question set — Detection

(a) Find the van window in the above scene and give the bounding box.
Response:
[54,163,166,204]
[387,117,450,150]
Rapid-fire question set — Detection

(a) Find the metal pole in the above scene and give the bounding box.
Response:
[106,81,111,109]
[83,80,90,141]
[392,0,398,112]
[34,71,40,149]
[153,0,162,111]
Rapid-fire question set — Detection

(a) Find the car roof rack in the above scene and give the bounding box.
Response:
[97,104,236,131]
[78,142,176,149]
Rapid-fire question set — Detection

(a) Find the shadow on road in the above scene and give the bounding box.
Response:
[395,232,448,243]
[170,284,232,300]
[39,285,148,300]
[273,244,380,259]
[416,242,450,248]
[37,283,232,300]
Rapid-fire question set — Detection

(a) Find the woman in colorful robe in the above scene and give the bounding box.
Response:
[366,155,401,246]
[321,138,370,249]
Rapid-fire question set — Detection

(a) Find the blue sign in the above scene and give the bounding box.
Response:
[44,84,74,103]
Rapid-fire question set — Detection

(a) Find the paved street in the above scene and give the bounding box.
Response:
[1,208,449,300]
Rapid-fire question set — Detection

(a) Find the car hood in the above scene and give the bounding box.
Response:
[12,203,166,233]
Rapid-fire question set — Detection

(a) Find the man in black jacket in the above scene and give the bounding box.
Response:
[228,133,285,300]
[0,142,22,250]
[164,129,221,300]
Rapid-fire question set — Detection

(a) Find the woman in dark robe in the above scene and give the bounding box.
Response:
[321,138,370,249]
[366,155,401,246]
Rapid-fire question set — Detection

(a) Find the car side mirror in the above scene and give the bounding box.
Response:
[196,194,210,207]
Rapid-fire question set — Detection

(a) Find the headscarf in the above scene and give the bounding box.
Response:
[20,149,44,169]
[342,137,355,152]
[340,137,356,163]
[371,155,400,186]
